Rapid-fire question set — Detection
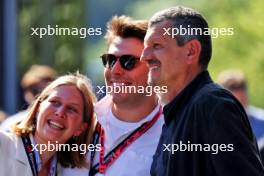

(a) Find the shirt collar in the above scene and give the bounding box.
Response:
[94,94,161,132]
[94,95,112,119]
[163,70,212,125]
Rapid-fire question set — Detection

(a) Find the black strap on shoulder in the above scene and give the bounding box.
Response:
[21,135,38,176]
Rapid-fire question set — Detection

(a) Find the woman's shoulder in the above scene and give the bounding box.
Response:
[0,130,18,146]
[0,131,22,162]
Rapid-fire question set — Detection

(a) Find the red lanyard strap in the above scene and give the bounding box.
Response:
[90,106,162,175]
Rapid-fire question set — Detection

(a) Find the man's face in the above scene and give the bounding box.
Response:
[141,20,189,88]
[104,37,149,105]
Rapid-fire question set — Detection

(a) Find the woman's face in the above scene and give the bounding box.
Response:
[34,85,86,144]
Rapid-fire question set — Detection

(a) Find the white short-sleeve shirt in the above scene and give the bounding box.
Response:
[62,95,164,176]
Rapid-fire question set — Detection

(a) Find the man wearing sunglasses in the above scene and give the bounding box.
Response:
[141,6,264,176]
[62,16,164,176]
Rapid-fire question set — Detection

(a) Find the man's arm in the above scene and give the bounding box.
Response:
[208,98,264,176]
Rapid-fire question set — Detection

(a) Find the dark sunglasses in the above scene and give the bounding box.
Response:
[101,54,140,71]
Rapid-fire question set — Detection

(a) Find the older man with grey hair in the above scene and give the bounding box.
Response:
[141,6,264,176]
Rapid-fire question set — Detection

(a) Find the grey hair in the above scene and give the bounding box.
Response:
[149,6,212,69]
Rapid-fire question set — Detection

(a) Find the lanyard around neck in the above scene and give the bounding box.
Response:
[21,135,58,176]
[89,106,162,175]
[21,135,38,176]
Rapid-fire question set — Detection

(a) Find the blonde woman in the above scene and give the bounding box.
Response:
[0,73,96,176]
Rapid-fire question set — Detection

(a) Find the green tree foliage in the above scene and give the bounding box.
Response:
[18,0,263,107]
[18,0,86,76]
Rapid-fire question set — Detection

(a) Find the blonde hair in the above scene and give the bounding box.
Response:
[13,72,97,168]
